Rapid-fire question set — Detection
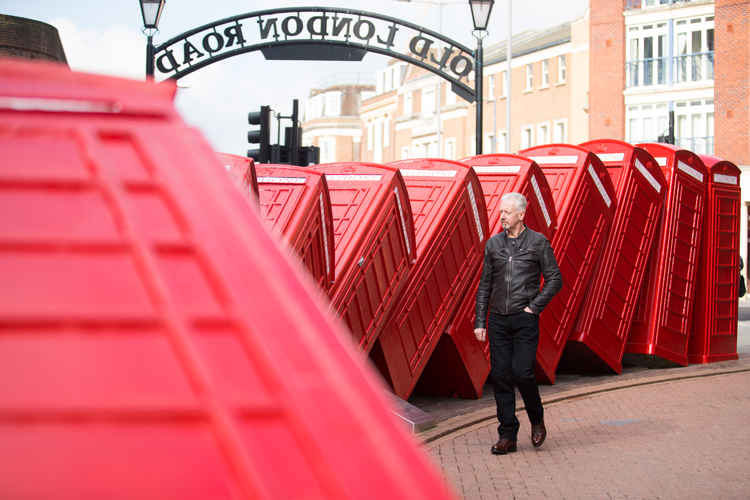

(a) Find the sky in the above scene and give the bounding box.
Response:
[2,0,588,155]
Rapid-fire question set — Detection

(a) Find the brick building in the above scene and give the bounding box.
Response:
[590,0,750,282]
[353,15,590,164]
[304,0,750,270]
[301,76,375,163]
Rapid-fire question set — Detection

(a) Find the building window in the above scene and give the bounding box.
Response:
[320,137,336,163]
[445,139,456,160]
[307,94,324,120]
[525,64,533,91]
[541,60,550,87]
[422,86,436,115]
[558,55,567,83]
[521,126,534,149]
[499,131,508,153]
[367,122,373,151]
[488,74,496,100]
[383,117,390,147]
[553,119,567,143]
[626,23,668,87]
[675,16,715,83]
[626,16,714,88]
[639,0,684,9]
[404,91,413,115]
[401,146,410,159]
[500,70,507,97]
[325,91,341,117]
[537,123,549,145]
[627,103,668,144]
[486,133,496,153]
[675,99,714,154]
[373,120,383,163]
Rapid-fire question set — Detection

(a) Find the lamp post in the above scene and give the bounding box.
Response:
[469,0,494,155]
[139,0,166,78]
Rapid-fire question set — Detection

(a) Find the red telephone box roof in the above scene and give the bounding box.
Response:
[461,153,557,239]
[217,152,259,203]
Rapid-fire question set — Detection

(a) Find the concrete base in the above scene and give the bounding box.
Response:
[388,394,436,432]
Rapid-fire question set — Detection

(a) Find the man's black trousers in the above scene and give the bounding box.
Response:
[488,311,544,440]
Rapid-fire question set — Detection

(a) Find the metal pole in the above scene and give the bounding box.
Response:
[146,34,154,78]
[506,0,512,152]
[436,2,443,157]
[475,36,483,155]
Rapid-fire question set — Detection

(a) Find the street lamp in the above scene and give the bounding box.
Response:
[139,0,166,78]
[469,0,494,154]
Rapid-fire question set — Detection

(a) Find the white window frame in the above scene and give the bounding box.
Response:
[537,122,550,145]
[401,146,410,159]
[373,120,383,163]
[383,117,390,147]
[553,119,567,143]
[445,138,457,160]
[422,86,436,116]
[486,133,496,154]
[404,91,413,115]
[367,122,373,151]
[319,137,336,163]
[525,64,533,91]
[498,130,508,153]
[500,70,507,98]
[521,125,534,149]
[488,74,496,100]
[626,23,669,88]
[674,15,715,84]
[557,55,567,84]
[674,99,714,154]
[541,60,550,88]
[325,91,341,117]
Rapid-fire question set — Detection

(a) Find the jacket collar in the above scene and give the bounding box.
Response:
[501,225,529,246]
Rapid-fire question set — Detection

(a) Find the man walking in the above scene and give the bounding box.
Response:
[474,192,562,455]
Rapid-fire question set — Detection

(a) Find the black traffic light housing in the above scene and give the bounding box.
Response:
[247,105,270,163]
[246,101,320,166]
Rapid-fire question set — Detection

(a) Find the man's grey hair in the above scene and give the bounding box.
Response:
[501,192,527,212]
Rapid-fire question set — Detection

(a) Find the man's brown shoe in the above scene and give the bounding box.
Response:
[491,438,517,455]
[531,422,546,448]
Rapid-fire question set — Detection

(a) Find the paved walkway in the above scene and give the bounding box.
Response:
[411,321,750,499]
[424,370,750,499]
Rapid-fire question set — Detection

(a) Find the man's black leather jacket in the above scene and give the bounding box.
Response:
[474,226,562,329]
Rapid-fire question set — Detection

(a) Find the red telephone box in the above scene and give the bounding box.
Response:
[565,140,667,373]
[627,143,707,366]
[689,154,741,363]
[520,145,617,383]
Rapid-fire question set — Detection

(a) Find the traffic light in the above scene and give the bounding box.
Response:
[247,105,270,163]
[299,146,320,166]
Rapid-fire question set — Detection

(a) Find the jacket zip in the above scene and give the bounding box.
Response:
[505,255,512,314]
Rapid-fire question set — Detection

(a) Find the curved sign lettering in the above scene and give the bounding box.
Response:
[153,7,477,102]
